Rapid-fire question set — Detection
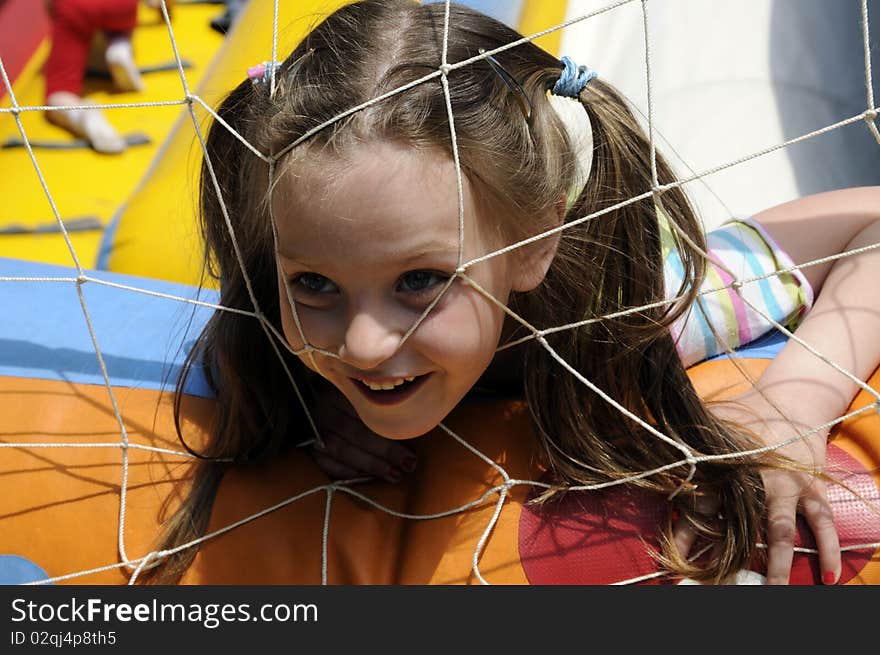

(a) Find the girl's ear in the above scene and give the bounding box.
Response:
[511,197,566,292]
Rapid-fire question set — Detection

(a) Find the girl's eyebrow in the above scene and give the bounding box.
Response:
[275,249,305,263]
[277,244,460,267]
[397,245,460,266]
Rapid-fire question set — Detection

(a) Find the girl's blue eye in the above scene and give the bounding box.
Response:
[398,271,446,294]
[293,273,337,294]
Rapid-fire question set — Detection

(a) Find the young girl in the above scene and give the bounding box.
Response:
[152,0,880,584]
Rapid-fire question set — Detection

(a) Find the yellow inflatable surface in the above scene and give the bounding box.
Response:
[100,0,357,286]
[0,1,571,278]
[0,2,225,268]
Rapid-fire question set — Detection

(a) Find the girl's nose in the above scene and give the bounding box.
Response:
[337,311,402,371]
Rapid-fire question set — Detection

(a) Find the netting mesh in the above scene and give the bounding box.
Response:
[1,0,880,586]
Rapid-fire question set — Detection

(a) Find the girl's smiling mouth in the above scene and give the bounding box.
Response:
[351,373,431,406]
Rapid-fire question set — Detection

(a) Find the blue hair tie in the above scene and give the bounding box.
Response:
[552,56,598,98]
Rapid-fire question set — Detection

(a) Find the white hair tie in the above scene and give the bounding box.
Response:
[547,92,594,210]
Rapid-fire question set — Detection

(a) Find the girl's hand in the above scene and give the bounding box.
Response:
[674,390,841,585]
[307,380,418,483]
[754,398,840,586]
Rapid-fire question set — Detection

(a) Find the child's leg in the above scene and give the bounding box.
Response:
[44,0,97,100]
[92,0,139,34]
[44,90,128,154]
[44,0,140,96]
[44,1,138,153]
[95,0,142,92]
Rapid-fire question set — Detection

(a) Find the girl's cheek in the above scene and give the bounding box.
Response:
[277,288,299,348]
[416,295,505,359]
[280,304,337,354]
[279,304,305,351]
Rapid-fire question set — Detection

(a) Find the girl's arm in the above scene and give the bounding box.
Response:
[716,186,880,584]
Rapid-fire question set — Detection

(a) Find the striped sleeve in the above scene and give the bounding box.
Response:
[662,216,814,367]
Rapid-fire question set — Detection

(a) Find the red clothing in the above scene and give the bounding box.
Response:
[44,0,138,98]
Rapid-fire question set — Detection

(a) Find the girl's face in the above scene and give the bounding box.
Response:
[273,142,554,439]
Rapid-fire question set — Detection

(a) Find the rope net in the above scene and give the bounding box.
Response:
[1,0,880,586]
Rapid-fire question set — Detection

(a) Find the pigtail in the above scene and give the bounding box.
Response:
[517,79,766,583]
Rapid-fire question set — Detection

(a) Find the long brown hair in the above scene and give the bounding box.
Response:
[151,0,767,583]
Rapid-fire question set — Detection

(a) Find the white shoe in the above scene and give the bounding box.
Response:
[80,109,127,154]
[105,40,144,93]
[45,93,127,154]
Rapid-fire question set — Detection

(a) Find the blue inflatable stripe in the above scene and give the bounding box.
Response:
[709,328,787,362]
[0,257,215,398]
[0,555,50,585]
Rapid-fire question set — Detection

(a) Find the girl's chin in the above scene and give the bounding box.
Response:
[365,419,439,441]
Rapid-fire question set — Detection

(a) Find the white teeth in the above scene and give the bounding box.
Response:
[362,376,418,391]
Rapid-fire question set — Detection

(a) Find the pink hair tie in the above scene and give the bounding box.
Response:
[247,61,282,85]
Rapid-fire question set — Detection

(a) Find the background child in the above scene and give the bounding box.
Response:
[43,0,169,153]
[148,0,880,584]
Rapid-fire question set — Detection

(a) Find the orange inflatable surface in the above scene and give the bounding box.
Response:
[1,358,878,585]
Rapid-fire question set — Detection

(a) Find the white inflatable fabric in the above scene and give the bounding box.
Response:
[556,0,880,229]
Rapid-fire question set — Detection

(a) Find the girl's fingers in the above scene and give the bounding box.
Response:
[763,469,841,585]
[764,493,799,585]
[314,386,417,473]
[338,429,417,473]
[313,430,405,483]
[310,450,363,482]
[799,483,841,585]
[313,404,368,443]
[672,493,720,571]
[672,516,698,561]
